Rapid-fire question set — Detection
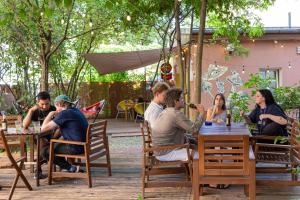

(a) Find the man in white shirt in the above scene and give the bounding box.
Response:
[144,82,170,127]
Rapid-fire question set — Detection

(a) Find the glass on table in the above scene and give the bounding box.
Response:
[15,121,23,133]
[32,121,41,132]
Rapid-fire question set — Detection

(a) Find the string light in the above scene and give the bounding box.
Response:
[40,12,44,16]
[274,40,278,44]
[242,65,245,74]
[61,19,64,24]
[280,44,284,48]
[126,15,131,21]
[214,61,218,70]
[91,31,94,35]
[252,39,255,42]
[89,19,93,27]
[266,65,270,75]
[288,62,292,69]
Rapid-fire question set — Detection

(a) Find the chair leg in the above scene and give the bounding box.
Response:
[8,171,20,200]
[85,146,92,188]
[141,166,146,199]
[193,161,199,200]
[244,185,249,196]
[115,111,119,119]
[105,137,112,176]
[48,143,54,185]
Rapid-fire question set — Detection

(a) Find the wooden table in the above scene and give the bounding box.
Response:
[199,122,251,136]
[5,128,51,186]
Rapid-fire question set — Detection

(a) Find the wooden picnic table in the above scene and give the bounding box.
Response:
[5,128,51,187]
[199,122,251,136]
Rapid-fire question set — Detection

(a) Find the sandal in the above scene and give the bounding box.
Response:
[218,184,230,189]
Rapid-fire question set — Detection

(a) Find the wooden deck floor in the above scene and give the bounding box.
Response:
[1,136,300,200]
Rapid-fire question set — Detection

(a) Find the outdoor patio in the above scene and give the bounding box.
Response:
[1,119,300,200]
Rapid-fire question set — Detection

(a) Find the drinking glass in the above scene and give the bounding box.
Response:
[15,121,23,133]
[32,121,41,132]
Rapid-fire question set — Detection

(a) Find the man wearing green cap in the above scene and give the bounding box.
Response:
[41,94,88,173]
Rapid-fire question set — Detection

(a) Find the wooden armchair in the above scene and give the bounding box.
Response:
[0,130,32,200]
[140,122,192,199]
[193,134,256,200]
[253,117,300,186]
[48,120,112,187]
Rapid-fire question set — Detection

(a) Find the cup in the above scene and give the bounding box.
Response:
[32,121,41,132]
[205,121,212,126]
[15,121,23,133]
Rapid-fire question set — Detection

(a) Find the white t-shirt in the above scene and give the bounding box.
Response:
[144,101,163,127]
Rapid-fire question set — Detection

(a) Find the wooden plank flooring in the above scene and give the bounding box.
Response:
[1,136,300,200]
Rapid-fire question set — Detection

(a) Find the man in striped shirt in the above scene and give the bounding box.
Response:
[144,82,170,127]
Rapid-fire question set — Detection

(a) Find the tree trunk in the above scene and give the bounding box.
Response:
[186,10,194,118]
[40,56,49,91]
[194,0,207,104]
[174,0,185,92]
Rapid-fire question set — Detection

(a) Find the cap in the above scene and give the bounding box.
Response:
[54,95,73,104]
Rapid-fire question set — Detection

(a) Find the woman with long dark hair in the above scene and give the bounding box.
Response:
[206,93,227,123]
[241,89,288,136]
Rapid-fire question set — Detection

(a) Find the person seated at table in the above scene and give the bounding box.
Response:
[151,88,205,161]
[144,82,170,127]
[41,95,88,173]
[23,91,56,129]
[241,89,288,136]
[23,91,56,179]
[206,93,227,123]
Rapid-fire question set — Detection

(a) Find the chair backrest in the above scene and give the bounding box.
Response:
[286,109,299,122]
[86,120,108,161]
[198,134,250,176]
[0,130,18,167]
[117,100,134,111]
[140,121,152,150]
[134,103,145,115]
[6,115,22,128]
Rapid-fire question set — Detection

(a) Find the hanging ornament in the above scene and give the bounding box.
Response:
[126,15,131,21]
[288,62,292,69]
[89,19,93,27]
[242,65,245,74]
[160,63,173,80]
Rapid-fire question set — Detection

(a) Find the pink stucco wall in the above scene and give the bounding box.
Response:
[177,35,300,109]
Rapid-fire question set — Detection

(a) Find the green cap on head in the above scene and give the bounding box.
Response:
[54,95,73,104]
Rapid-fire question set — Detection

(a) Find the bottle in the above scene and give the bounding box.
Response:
[2,114,7,131]
[226,109,231,126]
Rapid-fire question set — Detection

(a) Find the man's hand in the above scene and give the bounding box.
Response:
[29,105,39,112]
[196,104,205,114]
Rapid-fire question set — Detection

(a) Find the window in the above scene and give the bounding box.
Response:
[259,68,280,88]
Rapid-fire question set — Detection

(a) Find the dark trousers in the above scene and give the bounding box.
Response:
[42,143,83,170]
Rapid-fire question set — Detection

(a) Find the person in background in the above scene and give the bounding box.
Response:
[151,88,205,161]
[241,89,288,136]
[144,82,170,127]
[206,93,227,123]
[41,95,88,173]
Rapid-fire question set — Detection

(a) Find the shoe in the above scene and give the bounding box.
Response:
[209,184,230,189]
[34,171,47,179]
[62,165,84,173]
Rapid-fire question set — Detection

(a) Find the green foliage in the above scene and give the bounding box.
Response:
[228,91,250,122]
[272,85,300,111]
[242,73,274,96]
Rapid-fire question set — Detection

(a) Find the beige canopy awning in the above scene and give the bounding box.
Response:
[83,48,166,75]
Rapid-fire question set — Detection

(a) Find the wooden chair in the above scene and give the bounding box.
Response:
[140,122,192,199]
[253,117,300,186]
[0,130,32,200]
[0,115,26,158]
[193,134,256,200]
[48,120,112,187]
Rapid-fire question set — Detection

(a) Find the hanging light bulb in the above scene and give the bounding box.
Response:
[82,13,86,18]
[61,19,65,24]
[40,12,44,16]
[91,31,94,35]
[252,39,255,42]
[89,19,93,27]
[288,62,292,69]
[126,15,131,21]
[266,65,270,75]
[242,65,245,74]
[280,44,284,48]
[274,40,278,44]
[214,61,218,70]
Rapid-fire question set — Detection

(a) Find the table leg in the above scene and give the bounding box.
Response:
[36,136,40,187]
[125,110,128,120]
[29,136,34,173]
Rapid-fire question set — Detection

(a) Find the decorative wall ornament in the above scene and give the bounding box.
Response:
[216,79,225,94]
[226,70,243,92]
[202,80,213,98]
[203,63,228,81]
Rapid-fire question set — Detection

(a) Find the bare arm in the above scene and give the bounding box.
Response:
[260,114,287,125]
[41,111,58,132]
[23,105,39,129]
[206,107,214,121]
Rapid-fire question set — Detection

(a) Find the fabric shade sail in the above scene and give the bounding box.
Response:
[83,48,165,75]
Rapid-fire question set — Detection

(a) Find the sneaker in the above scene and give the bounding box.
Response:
[34,171,47,179]
[62,165,83,173]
